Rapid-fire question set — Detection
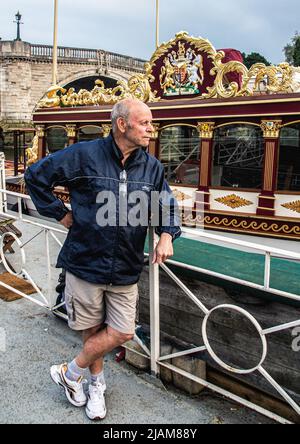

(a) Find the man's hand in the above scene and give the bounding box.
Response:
[60,211,73,229]
[152,233,173,265]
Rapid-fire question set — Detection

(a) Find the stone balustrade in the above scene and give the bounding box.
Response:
[0,40,145,73]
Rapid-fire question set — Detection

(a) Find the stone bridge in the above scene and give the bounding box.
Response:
[0,40,145,129]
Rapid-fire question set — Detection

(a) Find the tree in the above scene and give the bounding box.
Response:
[283,32,300,66]
[242,52,271,69]
[293,37,300,66]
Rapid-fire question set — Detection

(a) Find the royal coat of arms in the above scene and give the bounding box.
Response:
[159,42,204,96]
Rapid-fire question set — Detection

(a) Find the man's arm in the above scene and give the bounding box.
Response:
[24,144,81,223]
[152,166,181,264]
[151,232,174,265]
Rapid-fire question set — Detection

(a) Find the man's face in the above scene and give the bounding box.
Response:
[122,104,154,149]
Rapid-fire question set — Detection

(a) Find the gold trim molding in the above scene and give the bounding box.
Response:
[182,213,300,235]
[261,120,282,138]
[66,125,77,138]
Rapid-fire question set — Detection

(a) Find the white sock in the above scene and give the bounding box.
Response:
[91,370,105,386]
[66,359,86,382]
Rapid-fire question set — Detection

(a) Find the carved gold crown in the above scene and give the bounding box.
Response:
[177,41,186,61]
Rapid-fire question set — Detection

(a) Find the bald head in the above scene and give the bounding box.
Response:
[110,98,153,152]
[111,98,151,133]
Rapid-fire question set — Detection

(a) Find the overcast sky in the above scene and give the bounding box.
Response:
[0,0,298,64]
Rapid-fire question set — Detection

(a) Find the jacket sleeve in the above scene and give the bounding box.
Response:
[24,144,82,221]
[154,165,182,242]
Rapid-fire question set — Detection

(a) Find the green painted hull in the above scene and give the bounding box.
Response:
[145,236,300,306]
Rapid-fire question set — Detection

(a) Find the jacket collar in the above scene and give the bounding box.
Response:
[107,133,147,168]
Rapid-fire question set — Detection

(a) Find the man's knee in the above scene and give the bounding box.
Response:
[107,326,134,345]
[82,324,103,343]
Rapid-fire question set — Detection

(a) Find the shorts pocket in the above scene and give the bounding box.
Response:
[65,291,76,322]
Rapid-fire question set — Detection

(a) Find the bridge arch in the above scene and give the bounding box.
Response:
[59,68,132,91]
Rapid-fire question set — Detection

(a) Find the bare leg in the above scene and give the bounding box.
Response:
[82,325,104,376]
[76,325,133,369]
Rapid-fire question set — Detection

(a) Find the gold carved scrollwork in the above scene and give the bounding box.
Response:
[252,63,294,94]
[102,124,112,138]
[197,122,215,139]
[26,135,39,167]
[204,61,296,99]
[260,120,282,138]
[37,86,66,108]
[38,64,158,109]
[204,55,250,99]
[36,32,298,109]
[36,126,45,138]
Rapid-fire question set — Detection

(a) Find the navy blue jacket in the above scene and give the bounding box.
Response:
[24,135,181,285]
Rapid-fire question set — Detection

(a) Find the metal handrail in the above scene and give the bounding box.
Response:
[147,226,300,424]
[182,226,300,259]
[0,183,299,422]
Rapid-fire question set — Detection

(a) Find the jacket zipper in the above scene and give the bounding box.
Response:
[109,169,128,285]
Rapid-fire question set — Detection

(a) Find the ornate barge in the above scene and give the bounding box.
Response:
[9,31,300,240]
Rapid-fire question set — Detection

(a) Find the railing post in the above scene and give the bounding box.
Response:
[264,252,271,291]
[45,229,54,308]
[0,153,7,212]
[149,227,160,377]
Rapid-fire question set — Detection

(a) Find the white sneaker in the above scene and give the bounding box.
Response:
[85,382,107,420]
[50,363,87,407]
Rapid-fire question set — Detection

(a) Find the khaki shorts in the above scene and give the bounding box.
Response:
[65,271,138,334]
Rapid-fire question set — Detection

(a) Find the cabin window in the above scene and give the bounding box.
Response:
[278,124,300,191]
[159,126,200,185]
[212,125,264,189]
[78,126,102,142]
[46,128,68,154]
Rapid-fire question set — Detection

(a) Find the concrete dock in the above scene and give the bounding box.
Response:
[0,216,275,424]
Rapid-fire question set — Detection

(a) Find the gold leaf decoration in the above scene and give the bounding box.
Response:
[282,201,300,214]
[38,68,158,108]
[36,32,298,108]
[215,194,253,209]
[26,135,39,167]
[172,189,192,201]
[260,120,282,138]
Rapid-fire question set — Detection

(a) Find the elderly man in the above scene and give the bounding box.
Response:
[25,98,181,420]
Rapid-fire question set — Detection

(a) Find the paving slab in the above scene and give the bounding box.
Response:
[0,295,276,424]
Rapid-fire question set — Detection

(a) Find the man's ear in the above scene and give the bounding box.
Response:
[117,117,126,134]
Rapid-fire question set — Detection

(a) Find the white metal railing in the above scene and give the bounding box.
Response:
[0,183,300,422]
[167,227,300,302]
[0,188,68,315]
[145,226,300,424]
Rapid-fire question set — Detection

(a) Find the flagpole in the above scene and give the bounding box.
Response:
[156,0,160,49]
[52,0,58,85]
